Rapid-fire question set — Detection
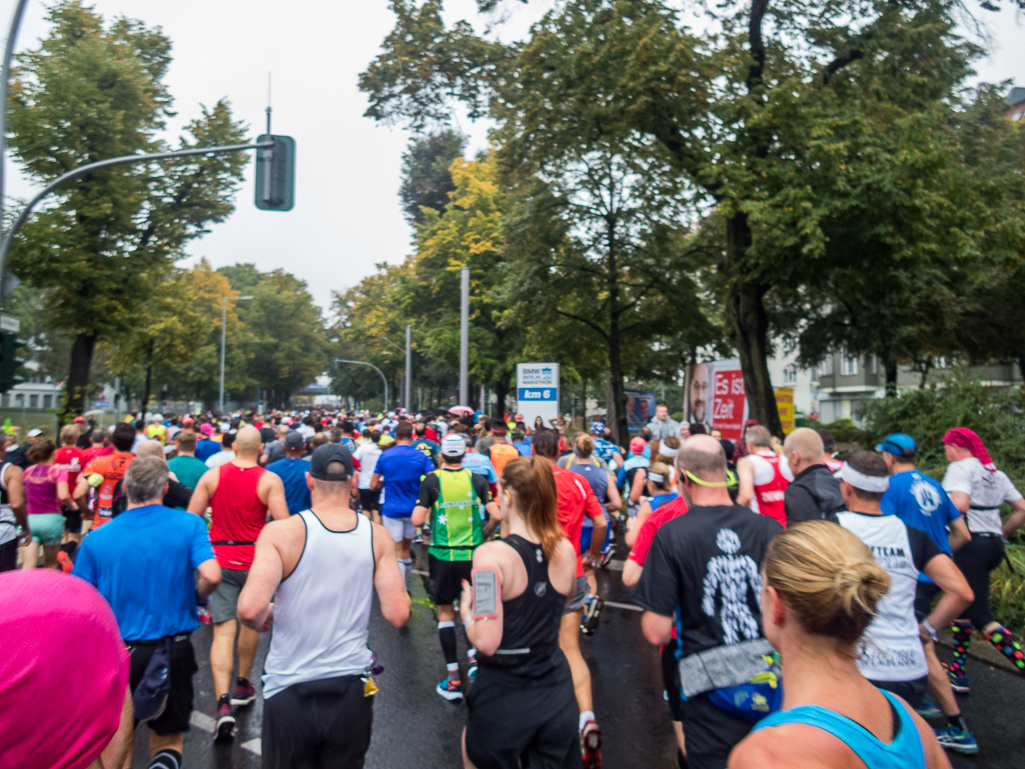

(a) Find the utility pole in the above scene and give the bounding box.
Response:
[460,266,469,406]
[405,324,412,413]
[219,295,253,413]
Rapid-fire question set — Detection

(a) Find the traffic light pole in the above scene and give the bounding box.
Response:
[0,140,275,297]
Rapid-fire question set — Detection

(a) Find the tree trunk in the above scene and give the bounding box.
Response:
[724,213,783,437]
[885,359,898,396]
[1018,356,1025,385]
[606,219,630,448]
[581,379,587,422]
[65,333,97,420]
[140,341,154,417]
[494,377,508,418]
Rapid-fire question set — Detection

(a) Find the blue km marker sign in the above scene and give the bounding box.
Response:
[518,388,557,401]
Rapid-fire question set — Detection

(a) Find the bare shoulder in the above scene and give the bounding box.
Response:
[729,724,852,769]
[553,537,577,565]
[261,513,306,542]
[473,539,513,567]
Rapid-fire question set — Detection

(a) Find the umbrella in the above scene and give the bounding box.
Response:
[449,406,474,416]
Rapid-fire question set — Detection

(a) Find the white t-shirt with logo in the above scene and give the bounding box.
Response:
[942,457,1021,535]
[838,512,942,682]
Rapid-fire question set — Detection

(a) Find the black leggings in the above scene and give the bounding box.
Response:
[953,534,1005,629]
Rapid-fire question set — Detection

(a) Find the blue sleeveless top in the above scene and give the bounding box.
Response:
[751,690,926,769]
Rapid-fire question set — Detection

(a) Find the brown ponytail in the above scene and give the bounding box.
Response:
[500,456,564,560]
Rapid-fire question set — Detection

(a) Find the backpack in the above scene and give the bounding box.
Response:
[109,476,129,518]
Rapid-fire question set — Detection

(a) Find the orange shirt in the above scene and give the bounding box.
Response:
[82,453,135,525]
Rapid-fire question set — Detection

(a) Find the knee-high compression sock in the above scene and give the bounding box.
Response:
[148,750,182,769]
[949,621,973,677]
[439,621,459,679]
[985,624,1025,674]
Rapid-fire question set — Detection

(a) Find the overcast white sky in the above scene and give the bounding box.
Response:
[0,0,1021,314]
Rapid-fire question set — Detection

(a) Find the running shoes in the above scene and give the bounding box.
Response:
[915,695,942,718]
[581,596,604,636]
[581,719,602,769]
[231,678,257,707]
[437,678,463,702]
[467,660,478,684]
[934,726,979,754]
[214,696,235,742]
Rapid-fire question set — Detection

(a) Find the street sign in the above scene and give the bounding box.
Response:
[516,363,560,427]
[0,312,19,333]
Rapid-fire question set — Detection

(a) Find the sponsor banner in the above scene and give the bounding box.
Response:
[516,363,560,427]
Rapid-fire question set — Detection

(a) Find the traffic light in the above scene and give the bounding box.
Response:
[255,134,295,211]
[0,332,26,394]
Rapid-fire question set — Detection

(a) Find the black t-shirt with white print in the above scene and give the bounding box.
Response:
[632,504,783,657]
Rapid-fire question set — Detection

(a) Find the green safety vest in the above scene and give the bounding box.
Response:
[429,468,484,562]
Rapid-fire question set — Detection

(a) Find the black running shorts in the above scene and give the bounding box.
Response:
[465,658,580,769]
[954,534,1005,629]
[262,675,373,769]
[660,638,682,722]
[127,636,197,736]
[428,555,473,606]
[359,488,381,513]
[870,676,927,710]
[678,692,754,769]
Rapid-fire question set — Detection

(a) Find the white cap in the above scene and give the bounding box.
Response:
[441,434,467,458]
[26,429,43,438]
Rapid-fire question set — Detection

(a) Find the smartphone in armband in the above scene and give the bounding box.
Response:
[472,567,500,620]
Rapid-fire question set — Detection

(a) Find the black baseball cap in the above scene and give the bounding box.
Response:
[284,431,306,451]
[309,443,354,481]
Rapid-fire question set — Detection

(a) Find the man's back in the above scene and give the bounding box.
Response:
[633,504,782,655]
[168,454,209,490]
[881,470,961,554]
[375,445,434,517]
[267,457,312,515]
[73,504,213,641]
[785,463,845,526]
[195,438,220,462]
[210,463,269,570]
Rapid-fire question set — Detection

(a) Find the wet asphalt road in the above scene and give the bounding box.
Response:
[132,541,1025,769]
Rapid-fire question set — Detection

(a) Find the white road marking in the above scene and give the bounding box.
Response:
[241,738,262,755]
[189,711,215,733]
[604,559,625,571]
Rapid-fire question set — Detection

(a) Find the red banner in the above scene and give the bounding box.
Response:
[712,368,746,441]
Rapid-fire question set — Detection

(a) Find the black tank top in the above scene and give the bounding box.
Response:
[478,533,564,678]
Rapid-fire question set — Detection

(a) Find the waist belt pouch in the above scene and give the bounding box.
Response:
[706,680,783,722]
[133,638,171,722]
[677,638,774,698]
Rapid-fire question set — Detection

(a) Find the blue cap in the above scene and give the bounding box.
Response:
[590,421,605,436]
[876,433,917,457]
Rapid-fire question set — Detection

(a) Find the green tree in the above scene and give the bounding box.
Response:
[359,0,1002,435]
[220,265,329,409]
[8,1,248,417]
[399,130,466,226]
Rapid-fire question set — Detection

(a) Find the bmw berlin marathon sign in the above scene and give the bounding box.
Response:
[516,363,560,427]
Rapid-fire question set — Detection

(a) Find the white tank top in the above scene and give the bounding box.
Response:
[262,509,376,699]
[0,462,15,546]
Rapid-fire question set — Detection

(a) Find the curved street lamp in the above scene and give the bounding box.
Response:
[334,358,388,412]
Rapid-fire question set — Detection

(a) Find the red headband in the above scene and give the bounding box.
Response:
[943,428,996,473]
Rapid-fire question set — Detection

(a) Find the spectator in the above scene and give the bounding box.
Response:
[647,402,681,441]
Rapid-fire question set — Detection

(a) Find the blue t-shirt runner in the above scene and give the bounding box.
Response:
[73,504,214,641]
[374,445,435,518]
[266,456,312,515]
[881,469,962,556]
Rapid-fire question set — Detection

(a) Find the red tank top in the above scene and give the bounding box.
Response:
[753,452,789,528]
[209,462,268,570]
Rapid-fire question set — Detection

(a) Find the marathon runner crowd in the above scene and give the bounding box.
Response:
[1,401,1023,769]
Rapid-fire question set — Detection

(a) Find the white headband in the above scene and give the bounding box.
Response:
[659,444,679,457]
[648,471,666,484]
[840,463,890,494]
